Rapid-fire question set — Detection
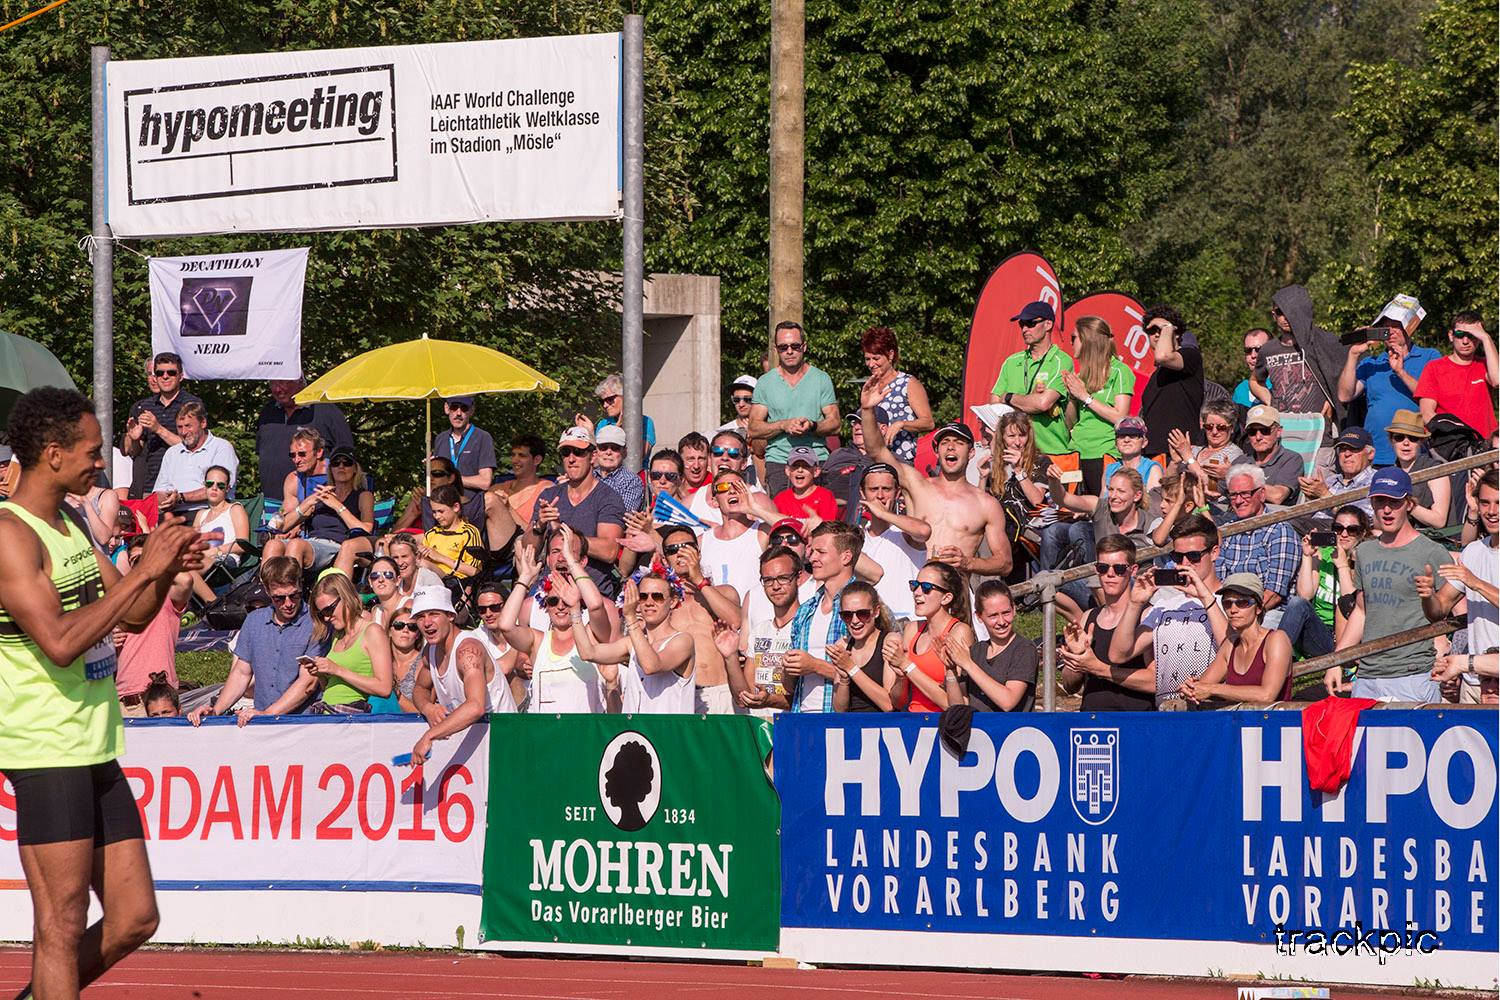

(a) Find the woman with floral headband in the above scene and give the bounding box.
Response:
[571,564,696,714]
[498,528,618,713]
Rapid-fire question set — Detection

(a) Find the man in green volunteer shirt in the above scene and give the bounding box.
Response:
[989,301,1071,456]
[0,388,205,1000]
[749,320,842,497]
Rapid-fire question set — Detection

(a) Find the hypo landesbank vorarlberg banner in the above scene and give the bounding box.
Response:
[776,713,1496,953]
[105,34,622,237]
[480,715,780,952]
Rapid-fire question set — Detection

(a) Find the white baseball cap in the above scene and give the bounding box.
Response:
[410,586,455,617]
[595,424,628,448]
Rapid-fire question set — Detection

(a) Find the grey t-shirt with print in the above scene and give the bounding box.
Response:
[1352,534,1455,679]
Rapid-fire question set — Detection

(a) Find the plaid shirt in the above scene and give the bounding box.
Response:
[788,580,852,713]
[1214,518,1299,601]
[595,467,646,511]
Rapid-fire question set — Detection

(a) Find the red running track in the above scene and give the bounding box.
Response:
[0,947,1427,999]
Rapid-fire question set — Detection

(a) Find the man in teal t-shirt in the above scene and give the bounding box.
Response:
[750,320,841,496]
[989,301,1072,456]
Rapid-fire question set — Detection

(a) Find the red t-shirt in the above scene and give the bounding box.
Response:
[1414,357,1497,439]
[774,486,838,521]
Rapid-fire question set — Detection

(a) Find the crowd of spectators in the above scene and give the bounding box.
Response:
[6,283,1494,757]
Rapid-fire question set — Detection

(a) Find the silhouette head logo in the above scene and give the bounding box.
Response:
[598,731,662,832]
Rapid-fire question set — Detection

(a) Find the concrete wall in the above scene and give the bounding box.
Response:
[638,273,722,451]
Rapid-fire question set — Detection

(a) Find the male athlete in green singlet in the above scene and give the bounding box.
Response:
[0,389,206,1000]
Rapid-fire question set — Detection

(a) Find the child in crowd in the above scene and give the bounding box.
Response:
[144,672,181,718]
[1103,416,1162,495]
[774,446,838,521]
[420,484,481,579]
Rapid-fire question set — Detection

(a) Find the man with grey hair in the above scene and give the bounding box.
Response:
[582,372,656,452]
[1212,463,1330,654]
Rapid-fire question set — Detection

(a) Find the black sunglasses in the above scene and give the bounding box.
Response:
[600,394,621,404]
[776,341,806,352]
[1017,319,1043,329]
[204,479,229,489]
[1094,562,1131,577]
[269,592,301,604]
[429,469,453,478]
[731,394,753,404]
[154,368,180,377]
[476,602,504,613]
[389,621,419,633]
[315,597,340,618]
[769,532,802,547]
[1222,596,1259,610]
[909,580,950,594]
[560,446,592,459]
[542,595,563,608]
[330,458,355,468]
[663,541,697,555]
[649,470,680,481]
[839,607,875,623]
[1174,548,1210,563]
[1333,523,1363,535]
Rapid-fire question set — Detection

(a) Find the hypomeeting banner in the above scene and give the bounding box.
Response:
[0,717,489,893]
[149,247,308,380]
[106,34,622,237]
[480,714,781,954]
[774,712,1497,987]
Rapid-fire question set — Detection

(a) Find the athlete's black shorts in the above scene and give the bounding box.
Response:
[6,760,144,847]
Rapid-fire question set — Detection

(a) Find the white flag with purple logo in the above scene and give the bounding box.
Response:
[148,246,308,380]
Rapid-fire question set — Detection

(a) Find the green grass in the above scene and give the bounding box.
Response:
[1016,611,1045,641]
[177,650,232,689]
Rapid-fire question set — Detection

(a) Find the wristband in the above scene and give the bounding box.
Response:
[903,662,917,676]
[1015,470,1029,481]
[846,664,863,679]
[1003,392,1015,406]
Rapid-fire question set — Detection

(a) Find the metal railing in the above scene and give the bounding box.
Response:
[1020,448,1498,711]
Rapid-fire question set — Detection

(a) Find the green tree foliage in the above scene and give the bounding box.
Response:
[0,0,691,493]
[1330,0,1499,333]
[648,0,1198,420]
[1127,0,1435,379]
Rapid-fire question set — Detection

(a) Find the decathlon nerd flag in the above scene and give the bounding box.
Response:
[106,34,622,237]
[480,714,780,952]
[149,247,308,380]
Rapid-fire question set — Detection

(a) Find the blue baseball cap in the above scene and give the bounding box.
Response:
[1368,467,1412,500]
[445,395,475,409]
[1335,426,1373,450]
[1011,301,1055,324]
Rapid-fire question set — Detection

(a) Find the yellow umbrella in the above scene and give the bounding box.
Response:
[295,334,560,489]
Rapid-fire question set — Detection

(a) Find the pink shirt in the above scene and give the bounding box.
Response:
[116,597,186,697]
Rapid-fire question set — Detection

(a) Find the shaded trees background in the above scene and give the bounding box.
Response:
[2,0,1493,488]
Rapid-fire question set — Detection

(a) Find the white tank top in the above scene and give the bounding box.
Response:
[699,522,764,600]
[621,631,695,714]
[426,634,517,714]
[531,629,606,714]
[197,503,239,550]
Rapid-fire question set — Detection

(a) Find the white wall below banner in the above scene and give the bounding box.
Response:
[778,928,1498,991]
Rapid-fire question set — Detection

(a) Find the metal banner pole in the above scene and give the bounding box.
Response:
[621,16,645,472]
[90,45,114,484]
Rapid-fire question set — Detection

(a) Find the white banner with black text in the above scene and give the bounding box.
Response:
[106,34,622,237]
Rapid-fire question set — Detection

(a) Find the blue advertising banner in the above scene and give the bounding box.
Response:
[775,712,1497,956]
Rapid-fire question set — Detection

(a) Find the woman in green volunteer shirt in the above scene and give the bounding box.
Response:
[0,387,205,1000]
[1296,504,1369,647]
[1060,317,1135,496]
